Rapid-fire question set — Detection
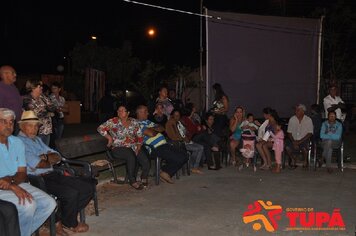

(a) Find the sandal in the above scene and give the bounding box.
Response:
[65,223,89,233]
[130,182,144,190]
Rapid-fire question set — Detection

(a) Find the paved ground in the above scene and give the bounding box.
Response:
[61,122,356,236]
[78,166,355,236]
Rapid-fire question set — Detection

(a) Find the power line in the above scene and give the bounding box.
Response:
[121,0,219,19]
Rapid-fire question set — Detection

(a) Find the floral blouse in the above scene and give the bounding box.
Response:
[23,94,56,135]
[49,94,66,118]
[97,117,144,152]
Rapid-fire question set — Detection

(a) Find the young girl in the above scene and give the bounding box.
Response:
[270,120,284,173]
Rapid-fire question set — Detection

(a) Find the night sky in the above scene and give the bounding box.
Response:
[0,0,350,74]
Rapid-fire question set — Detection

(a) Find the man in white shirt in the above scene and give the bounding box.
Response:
[285,104,313,169]
[323,85,346,122]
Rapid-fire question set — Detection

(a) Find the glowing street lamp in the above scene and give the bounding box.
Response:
[147,28,156,38]
[91,35,97,40]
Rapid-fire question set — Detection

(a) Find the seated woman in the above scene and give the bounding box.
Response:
[165,109,204,174]
[229,106,244,166]
[320,111,343,174]
[193,113,221,170]
[98,105,150,189]
[255,109,279,170]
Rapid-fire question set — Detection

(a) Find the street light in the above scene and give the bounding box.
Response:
[147,28,156,38]
[91,35,97,40]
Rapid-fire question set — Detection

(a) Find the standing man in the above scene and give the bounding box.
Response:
[285,104,313,168]
[323,85,346,122]
[0,65,23,133]
[0,108,56,236]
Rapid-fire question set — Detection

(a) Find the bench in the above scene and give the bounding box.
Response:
[55,134,127,218]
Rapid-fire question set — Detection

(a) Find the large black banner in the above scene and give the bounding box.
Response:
[207,10,321,118]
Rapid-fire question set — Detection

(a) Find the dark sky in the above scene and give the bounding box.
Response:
[0,0,347,74]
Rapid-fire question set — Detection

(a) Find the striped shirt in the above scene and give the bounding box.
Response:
[139,120,167,151]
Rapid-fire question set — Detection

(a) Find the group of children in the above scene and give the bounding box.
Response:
[234,113,284,172]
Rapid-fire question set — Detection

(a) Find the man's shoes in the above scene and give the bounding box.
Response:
[56,222,69,236]
[65,222,89,233]
[327,168,333,174]
[160,171,174,184]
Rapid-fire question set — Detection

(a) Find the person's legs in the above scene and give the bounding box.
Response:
[137,150,150,180]
[17,183,56,235]
[262,142,273,166]
[157,144,188,176]
[185,143,204,169]
[322,139,341,169]
[230,139,239,165]
[111,147,137,183]
[0,199,21,236]
[256,141,267,167]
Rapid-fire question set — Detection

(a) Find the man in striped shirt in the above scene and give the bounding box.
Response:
[136,105,188,184]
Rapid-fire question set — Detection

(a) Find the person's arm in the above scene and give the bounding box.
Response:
[221,96,229,113]
[143,127,158,137]
[229,117,238,132]
[8,167,33,205]
[97,119,114,147]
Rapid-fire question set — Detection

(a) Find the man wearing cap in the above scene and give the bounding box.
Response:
[17,110,94,234]
[323,85,346,122]
[0,108,56,236]
[285,104,313,168]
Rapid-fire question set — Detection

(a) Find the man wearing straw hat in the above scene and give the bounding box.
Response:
[0,108,56,236]
[18,110,94,234]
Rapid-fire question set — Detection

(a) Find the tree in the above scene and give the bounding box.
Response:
[311,1,356,98]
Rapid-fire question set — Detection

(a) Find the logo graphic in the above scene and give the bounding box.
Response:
[243,200,282,232]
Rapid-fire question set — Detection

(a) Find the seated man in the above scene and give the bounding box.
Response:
[136,105,188,184]
[0,108,56,236]
[17,110,94,234]
[285,104,313,168]
[320,111,343,173]
[0,199,21,236]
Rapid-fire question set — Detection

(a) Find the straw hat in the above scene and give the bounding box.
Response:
[18,111,41,124]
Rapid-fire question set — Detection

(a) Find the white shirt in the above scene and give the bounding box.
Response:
[323,95,345,121]
[257,120,269,141]
[287,115,313,141]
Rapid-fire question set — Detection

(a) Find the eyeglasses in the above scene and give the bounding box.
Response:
[0,119,15,126]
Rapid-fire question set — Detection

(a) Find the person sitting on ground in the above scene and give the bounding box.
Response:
[323,85,346,122]
[0,108,56,236]
[150,103,168,127]
[229,106,244,166]
[320,111,343,174]
[256,109,279,170]
[136,105,188,184]
[98,105,150,189]
[0,199,21,236]
[165,109,204,174]
[285,104,313,169]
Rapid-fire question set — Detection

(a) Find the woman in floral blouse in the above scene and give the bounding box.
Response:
[97,105,149,190]
[23,80,56,146]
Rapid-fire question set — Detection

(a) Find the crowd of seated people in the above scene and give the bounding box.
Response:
[0,64,347,235]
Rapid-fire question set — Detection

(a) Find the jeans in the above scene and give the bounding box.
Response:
[185,142,204,169]
[321,139,341,168]
[111,147,150,183]
[53,118,64,140]
[0,183,56,236]
[153,144,188,177]
[0,199,21,236]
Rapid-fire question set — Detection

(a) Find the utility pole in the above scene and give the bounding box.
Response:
[199,0,204,113]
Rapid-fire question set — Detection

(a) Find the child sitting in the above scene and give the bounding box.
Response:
[241,113,260,135]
